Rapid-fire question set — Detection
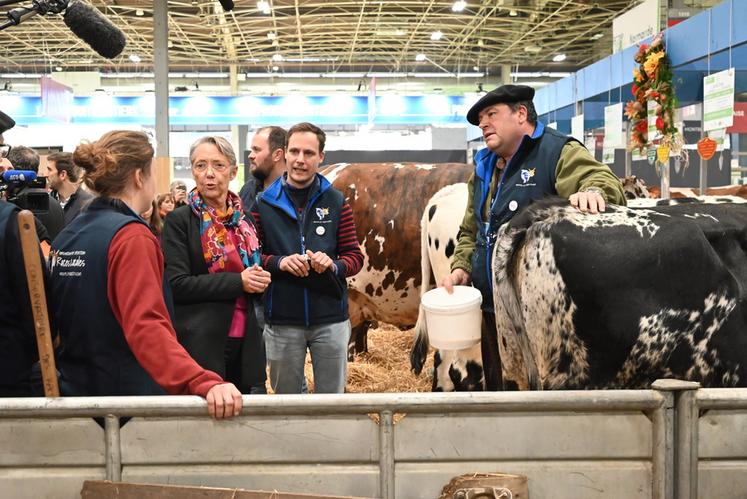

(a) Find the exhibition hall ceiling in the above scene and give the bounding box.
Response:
[0,0,639,77]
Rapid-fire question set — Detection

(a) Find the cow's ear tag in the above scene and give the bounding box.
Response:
[315,226,326,236]
[697,137,717,161]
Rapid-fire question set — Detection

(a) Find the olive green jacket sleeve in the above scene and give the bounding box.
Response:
[554,141,627,206]
[450,172,478,273]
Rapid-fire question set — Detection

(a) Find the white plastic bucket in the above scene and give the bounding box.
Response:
[420,285,482,350]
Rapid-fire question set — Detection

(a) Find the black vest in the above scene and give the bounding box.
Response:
[51,198,165,396]
[256,175,348,326]
[0,201,38,396]
[472,124,575,311]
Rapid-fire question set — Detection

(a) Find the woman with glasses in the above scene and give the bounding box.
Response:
[162,136,270,395]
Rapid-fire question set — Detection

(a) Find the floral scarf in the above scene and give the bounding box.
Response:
[188,189,261,274]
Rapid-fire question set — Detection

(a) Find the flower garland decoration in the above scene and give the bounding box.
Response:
[625,33,687,165]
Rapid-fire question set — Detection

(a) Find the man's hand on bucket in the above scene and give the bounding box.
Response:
[440,268,471,294]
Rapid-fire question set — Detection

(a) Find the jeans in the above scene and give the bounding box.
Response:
[264,320,351,394]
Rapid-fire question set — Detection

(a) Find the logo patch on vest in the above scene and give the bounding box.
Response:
[315,207,330,220]
[517,168,537,187]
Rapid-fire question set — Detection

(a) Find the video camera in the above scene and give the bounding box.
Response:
[0,170,51,212]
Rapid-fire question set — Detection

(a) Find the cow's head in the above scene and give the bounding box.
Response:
[621,175,651,200]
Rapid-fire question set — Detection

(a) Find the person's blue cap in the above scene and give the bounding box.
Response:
[466,84,535,126]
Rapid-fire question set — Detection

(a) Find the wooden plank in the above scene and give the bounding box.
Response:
[80,481,373,499]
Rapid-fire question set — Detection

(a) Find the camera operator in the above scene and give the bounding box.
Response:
[3,143,64,240]
[0,124,52,257]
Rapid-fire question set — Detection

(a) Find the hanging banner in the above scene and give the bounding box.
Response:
[571,114,584,143]
[604,103,624,148]
[726,102,747,134]
[612,0,661,53]
[703,68,735,132]
[602,147,615,165]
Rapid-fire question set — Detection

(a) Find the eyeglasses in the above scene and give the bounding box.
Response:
[0,144,11,159]
[192,161,230,173]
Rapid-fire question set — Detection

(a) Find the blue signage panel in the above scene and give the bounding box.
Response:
[1,94,468,126]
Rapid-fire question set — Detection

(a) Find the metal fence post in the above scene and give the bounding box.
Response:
[104,415,122,482]
[652,379,700,499]
[379,410,395,499]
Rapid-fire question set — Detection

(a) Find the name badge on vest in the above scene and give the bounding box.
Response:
[315,225,326,236]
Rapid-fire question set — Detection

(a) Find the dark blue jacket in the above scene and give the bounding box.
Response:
[51,198,165,396]
[256,174,348,326]
[472,122,575,311]
[0,201,43,396]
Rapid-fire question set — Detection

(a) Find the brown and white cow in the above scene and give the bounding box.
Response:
[320,162,473,357]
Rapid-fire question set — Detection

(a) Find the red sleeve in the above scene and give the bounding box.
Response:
[336,202,363,277]
[107,223,225,397]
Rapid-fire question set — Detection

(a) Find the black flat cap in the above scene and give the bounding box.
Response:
[0,110,15,134]
[466,84,535,125]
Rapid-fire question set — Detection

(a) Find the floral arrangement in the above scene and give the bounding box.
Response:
[625,33,685,162]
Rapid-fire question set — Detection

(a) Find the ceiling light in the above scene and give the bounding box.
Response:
[272,53,283,62]
[591,32,604,40]
[267,31,276,40]
[451,1,466,12]
[415,53,426,62]
[473,65,479,71]
[524,45,542,53]
[430,31,443,41]
[257,0,271,14]
[272,65,279,72]
[509,9,518,16]
[129,54,142,63]
[395,29,406,36]
[477,39,484,47]
[54,66,63,72]
[552,53,566,62]
[135,9,144,16]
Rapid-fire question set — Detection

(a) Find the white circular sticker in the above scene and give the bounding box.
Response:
[509,200,518,211]
[315,226,326,236]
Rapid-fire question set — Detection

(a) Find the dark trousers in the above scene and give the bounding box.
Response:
[225,337,267,394]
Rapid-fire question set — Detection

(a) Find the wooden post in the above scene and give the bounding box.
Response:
[18,210,59,397]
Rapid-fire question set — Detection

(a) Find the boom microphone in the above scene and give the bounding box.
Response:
[219,0,234,12]
[1,170,38,183]
[63,1,126,59]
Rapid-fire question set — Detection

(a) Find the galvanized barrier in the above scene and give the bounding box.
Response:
[0,384,744,499]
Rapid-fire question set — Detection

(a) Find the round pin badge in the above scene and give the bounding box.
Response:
[509,200,518,211]
[315,226,326,236]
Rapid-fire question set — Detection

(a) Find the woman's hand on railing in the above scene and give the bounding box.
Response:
[205,383,243,419]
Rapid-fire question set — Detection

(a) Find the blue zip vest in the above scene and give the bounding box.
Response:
[51,198,166,396]
[472,123,576,311]
[256,174,348,326]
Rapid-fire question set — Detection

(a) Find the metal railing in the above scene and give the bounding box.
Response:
[1,383,745,499]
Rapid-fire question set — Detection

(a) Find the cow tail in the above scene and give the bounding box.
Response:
[492,219,542,390]
[411,203,433,375]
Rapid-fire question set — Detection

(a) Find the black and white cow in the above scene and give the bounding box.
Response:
[493,198,747,390]
[410,183,486,391]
